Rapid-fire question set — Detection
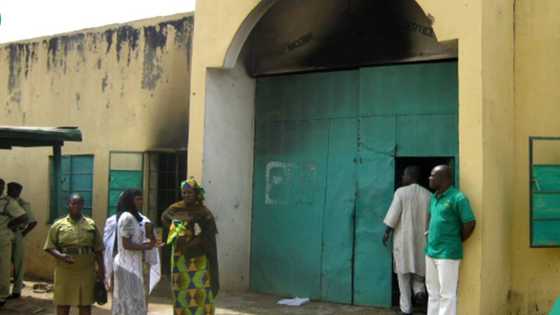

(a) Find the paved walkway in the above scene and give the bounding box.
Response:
[0,282,397,315]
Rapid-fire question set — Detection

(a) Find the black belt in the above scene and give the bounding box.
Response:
[60,247,94,255]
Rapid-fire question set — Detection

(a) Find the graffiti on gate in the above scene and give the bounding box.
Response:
[265,160,318,206]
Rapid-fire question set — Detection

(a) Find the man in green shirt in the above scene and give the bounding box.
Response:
[8,182,37,299]
[0,179,28,308]
[425,165,476,315]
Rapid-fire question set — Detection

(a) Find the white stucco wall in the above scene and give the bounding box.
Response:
[203,61,255,291]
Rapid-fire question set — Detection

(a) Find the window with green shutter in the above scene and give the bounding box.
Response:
[530,137,560,247]
[108,152,144,216]
[50,155,94,221]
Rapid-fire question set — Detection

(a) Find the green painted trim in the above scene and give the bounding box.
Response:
[530,138,560,247]
[48,154,94,223]
[107,151,144,217]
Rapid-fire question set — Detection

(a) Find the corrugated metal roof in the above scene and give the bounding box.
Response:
[0,126,82,149]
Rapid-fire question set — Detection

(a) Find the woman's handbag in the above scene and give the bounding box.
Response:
[94,279,108,305]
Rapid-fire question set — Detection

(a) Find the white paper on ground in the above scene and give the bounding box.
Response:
[277,297,310,306]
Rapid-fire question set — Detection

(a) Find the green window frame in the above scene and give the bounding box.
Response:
[530,137,560,247]
[50,155,94,222]
[108,152,144,216]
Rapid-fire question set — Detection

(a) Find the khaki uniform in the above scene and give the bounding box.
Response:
[0,197,26,300]
[12,198,36,295]
[43,215,104,306]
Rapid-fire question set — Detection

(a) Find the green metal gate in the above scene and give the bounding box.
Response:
[251,61,458,306]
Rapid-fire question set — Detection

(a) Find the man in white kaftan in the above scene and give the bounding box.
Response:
[383,166,431,315]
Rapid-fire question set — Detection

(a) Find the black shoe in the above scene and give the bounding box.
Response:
[414,291,428,305]
[0,299,6,308]
[7,293,21,300]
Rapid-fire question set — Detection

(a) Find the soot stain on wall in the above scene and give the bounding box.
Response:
[3,14,193,109]
[142,16,193,90]
[116,26,140,64]
[46,33,86,72]
[101,74,110,93]
[6,43,39,95]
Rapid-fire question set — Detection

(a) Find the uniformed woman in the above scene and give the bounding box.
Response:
[44,193,105,315]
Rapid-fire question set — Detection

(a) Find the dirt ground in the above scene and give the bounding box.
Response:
[0,281,399,315]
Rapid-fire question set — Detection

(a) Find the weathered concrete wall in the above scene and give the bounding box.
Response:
[0,13,193,279]
[512,1,560,314]
[480,0,515,314]
[204,60,255,291]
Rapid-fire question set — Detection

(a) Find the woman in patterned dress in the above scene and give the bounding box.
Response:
[162,178,219,315]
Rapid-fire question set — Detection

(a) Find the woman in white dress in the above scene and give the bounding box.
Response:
[111,189,156,315]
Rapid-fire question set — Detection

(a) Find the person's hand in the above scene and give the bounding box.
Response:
[382,231,391,247]
[142,240,155,250]
[60,254,75,264]
[105,278,113,292]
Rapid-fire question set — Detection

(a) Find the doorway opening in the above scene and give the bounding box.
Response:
[394,156,455,191]
[391,156,455,309]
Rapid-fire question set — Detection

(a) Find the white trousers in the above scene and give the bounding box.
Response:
[425,256,461,315]
[397,273,426,314]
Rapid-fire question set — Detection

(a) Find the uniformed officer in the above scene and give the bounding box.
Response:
[44,193,104,315]
[0,179,28,308]
[8,182,37,299]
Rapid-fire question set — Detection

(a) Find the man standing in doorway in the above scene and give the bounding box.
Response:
[383,166,431,315]
[0,180,28,308]
[8,182,36,300]
[425,165,476,315]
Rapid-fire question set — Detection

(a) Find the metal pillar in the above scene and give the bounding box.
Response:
[52,144,62,219]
